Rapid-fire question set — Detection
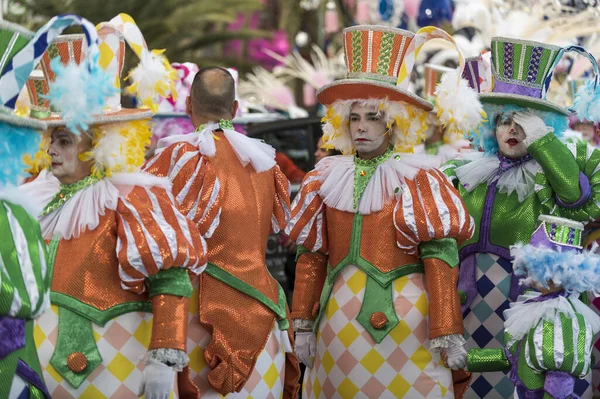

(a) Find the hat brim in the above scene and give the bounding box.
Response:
[43,108,153,128]
[317,79,433,111]
[153,112,189,118]
[479,93,569,116]
[0,112,47,130]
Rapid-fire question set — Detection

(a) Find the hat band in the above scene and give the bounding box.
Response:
[347,72,397,85]
[494,80,542,99]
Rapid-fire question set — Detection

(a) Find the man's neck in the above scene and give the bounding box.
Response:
[357,145,390,160]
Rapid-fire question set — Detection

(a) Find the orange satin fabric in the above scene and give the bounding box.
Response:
[424,257,463,339]
[290,251,327,321]
[149,294,189,351]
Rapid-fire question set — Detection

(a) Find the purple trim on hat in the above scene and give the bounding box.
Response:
[463,59,481,92]
[493,80,543,98]
[0,316,25,359]
[555,172,591,209]
[16,359,51,398]
[526,47,544,84]
[503,43,514,80]
[529,223,581,253]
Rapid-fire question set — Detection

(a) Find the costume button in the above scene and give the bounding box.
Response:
[370,312,388,329]
[67,352,87,373]
[311,302,320,318]
[359,170,366,176]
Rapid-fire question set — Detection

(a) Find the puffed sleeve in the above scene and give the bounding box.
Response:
[272,165,291,234]
[143,142,222,238]
[116,185,207,351]
[285,170,329,327]
[395,168,475,340]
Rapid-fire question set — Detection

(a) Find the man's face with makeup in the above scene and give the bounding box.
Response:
[349,103,389,158]
[47,128,93,183]
[495,113,528,159]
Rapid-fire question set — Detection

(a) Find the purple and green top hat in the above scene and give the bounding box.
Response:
[474,37,600,118]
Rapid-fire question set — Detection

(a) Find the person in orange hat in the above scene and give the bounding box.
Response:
[286,25,483,398]
[144,66,301,398]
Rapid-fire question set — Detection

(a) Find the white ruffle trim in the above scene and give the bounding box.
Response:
[19,171,171,240]
[429,334,467,351]
[454,152,541,203]
[156,123,276,173]
[0,184,44,218]
[145,348,189,372]
[293,318,315,332]
[504,291,600,345]
[317,152,441,215]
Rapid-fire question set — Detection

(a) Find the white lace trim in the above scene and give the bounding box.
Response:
[454,152,541,203]
[145,348,189,372]
[429,334,467,351]
[0,184,44,218]
[316,152,441,215]
[19,171,171,240]
[504,291,600,345]
[293,318,315,332]
[156,123,276,173]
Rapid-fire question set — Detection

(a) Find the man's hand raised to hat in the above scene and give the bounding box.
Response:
[514,111,554,148]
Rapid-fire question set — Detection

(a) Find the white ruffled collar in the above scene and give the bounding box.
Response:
[504,291,600,346]
[454,152,541,203]
[19,170,170,240]
[156,122,276,173]
[316,152,441,215]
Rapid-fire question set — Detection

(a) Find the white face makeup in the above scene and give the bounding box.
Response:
[349,103,390,159]
[495,113,528,159]
[48,128,92,183]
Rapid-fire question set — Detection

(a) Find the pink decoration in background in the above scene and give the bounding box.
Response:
[404,0,422,19]
[247,31,290,70]
[325,1,339,34]
[303,83,317,107]
[151,117,195,144]
[355,0,371,24]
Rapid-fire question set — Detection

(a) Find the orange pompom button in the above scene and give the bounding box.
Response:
[67,352,87,373]
[370,312,388,329]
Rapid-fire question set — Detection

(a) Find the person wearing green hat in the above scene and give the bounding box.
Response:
[443,41,600,398]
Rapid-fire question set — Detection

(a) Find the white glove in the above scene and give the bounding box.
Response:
[442,345,467,370]
[513,111,554,147]
[138,359,176,399]
[295,331,316,368]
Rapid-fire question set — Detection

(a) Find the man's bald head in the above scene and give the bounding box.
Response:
[189,66,237,121]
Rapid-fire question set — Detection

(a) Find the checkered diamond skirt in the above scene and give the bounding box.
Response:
[303,264,453,399]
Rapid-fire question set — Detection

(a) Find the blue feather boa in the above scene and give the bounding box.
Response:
[0,122,40,186]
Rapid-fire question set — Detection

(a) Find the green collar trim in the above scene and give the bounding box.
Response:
[42,174,101,216]
[196,119,234,132]
[353,146,394,209]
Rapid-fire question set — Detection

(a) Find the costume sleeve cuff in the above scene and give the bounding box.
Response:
[555,171,592,208]
[149,294,189,351]
[430,334,466,351]
[467,348,511,372]
[145,348,189,372]
[419,238,459,268]
[146,267,193,298]
[293,319,315,332]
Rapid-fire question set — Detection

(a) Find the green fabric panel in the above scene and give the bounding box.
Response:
[5,202,45,315]
[527,323,543,371]
[204,263,289,330]
[466,348,510,372]
[530,134,582,205]
[541,320,555,369]
[536,48,555,86]
[512,43,523,81]
[561,313,575,373]
[376,31,395,75]
[0,202,30,318]
[50,292,152,326]
[295,245,312,261]
[0,30,30,75]
[522,46,533,81]
[50,307,102,389]
[458,290,467,305]
[354,147,393,209]
[494,41,504,77]
[572,313,587,376]
[0,320,47,398]
[45,235,60,290]
[518,338,545,390]
[356,272,399,344]
[146,267,193,299]
[351,30,362,73]
[584,146,600,176]
[418,238,459,268]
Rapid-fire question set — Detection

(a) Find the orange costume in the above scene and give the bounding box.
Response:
[144,120,301,398]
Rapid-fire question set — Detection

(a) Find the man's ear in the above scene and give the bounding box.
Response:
[231,100,239,119]
[186,96,193,117]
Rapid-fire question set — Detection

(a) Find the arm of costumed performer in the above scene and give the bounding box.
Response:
[115,184,207,395]
[515,111,590,207]
[143,143,222,237]
[286,170,328,368]
[395,168,475,368]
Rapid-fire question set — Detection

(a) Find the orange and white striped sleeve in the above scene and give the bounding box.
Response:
[285,170,328,253]
[143,142,222,238]
[394,168,474,340]
[272,165,291,234]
